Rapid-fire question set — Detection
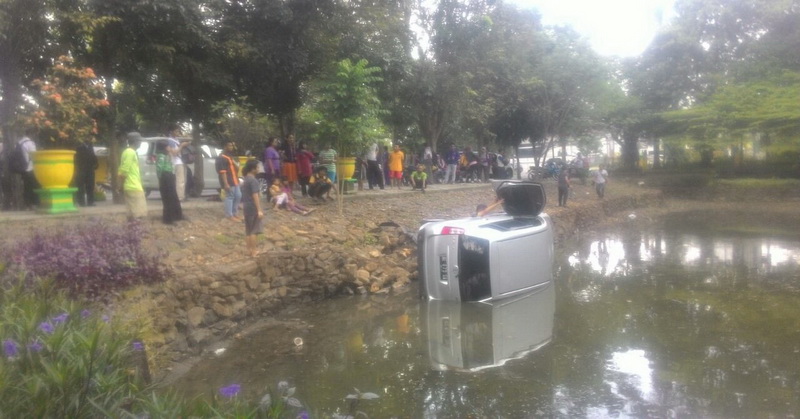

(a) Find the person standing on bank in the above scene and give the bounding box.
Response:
[155,140,183,224]
[117,132,148,220]
[281,134,299,193]
[443,143,460,184]
[262,136,281,190]
[387,144,405,189]
[216,139,242,222]
[18,126,40,209]
[318,143,338,183]
[241,160,265,257]
[296,142,315,197]
[74,138,98,207]
[557,163,571,207]
[593,164,609,199]
[167,124,190,202]
[365,142,384,190]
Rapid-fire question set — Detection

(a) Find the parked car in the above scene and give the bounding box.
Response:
[137,137,222,197]
[417,180,553,302]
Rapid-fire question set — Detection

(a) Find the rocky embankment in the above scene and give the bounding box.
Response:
[2,180,663,370]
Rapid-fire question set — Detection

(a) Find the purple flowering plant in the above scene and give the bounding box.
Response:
[219,383,241,398]
[2,220,170,300]
[39,321,55,334]
[27,340,44,353]
[0,280,150,417]
[3,339,19,358]
[52,313,69,324]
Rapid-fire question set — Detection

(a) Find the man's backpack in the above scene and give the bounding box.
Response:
[8,141,30,174]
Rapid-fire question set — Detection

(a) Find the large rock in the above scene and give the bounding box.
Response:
[187,307,206,327]
[215,285,240,298]
[355,269,371,284]
[243,275,260,291]
[188,328,213,347]
[212,302,233,318]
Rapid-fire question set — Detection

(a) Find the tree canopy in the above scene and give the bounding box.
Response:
[1,0,797,184]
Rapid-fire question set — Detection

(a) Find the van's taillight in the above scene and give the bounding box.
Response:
[440,226,465,235]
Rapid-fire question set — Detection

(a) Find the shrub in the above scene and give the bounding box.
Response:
[0,280,147,417]
[1,220,170,300]
[0,279,313,418]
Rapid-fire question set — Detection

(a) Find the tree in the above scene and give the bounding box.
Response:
[662,71,800,157]
[310,59,386,157]
[214,0,339,137]
[528,26,604,162]
[408,0,497,152]
[335,0,416,145]
[626,0,800,168]
[307,58,386,213]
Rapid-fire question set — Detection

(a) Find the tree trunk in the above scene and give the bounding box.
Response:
[278,112,296,137]
[653,138,661,169]
[191,120,205,197]
[0,65,24,209]
[622,130,639,171]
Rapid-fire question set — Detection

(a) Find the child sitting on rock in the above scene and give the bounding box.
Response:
[270,178,314,215]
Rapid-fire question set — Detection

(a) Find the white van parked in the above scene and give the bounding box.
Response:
[137,137,222,197]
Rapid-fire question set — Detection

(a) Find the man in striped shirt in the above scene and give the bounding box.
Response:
[318,144,337,183]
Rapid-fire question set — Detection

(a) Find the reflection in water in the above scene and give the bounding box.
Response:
[170,225,800,417]
[423,284,555,372]
[571,232,800,278]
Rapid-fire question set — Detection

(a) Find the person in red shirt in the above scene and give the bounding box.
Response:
[296,142,315,197]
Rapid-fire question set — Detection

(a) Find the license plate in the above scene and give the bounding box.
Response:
[439,254,448,283]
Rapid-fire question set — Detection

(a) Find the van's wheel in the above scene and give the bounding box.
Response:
[257,178,269,195]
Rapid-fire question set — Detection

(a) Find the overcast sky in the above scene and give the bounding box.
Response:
[508,0,677,57]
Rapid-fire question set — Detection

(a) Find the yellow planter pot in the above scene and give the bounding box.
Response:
[31,149,78,214]
[336,157,356,180]
[238,156,251,177]
[95,155,109,184]
[32,149,76,189]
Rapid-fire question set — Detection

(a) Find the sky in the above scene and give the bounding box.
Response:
[508,0,677,57]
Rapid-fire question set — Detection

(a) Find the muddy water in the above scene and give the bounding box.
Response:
[169,223,800,417]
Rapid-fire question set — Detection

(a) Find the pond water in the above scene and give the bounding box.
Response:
[169,223,800,417]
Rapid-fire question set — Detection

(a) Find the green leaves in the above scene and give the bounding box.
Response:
[309,58,386,156]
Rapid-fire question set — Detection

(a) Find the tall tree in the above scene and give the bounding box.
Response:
[408,0,497,152]
[214,0,339,136]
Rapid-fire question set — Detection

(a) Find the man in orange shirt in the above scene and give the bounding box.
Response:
[216,140,242,221]
[387,144,405,189]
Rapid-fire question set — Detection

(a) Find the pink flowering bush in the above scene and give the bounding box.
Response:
[28,55,109,149]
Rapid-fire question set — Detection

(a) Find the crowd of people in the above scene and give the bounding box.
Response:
[3,128,608,255]
[349,142,516,191]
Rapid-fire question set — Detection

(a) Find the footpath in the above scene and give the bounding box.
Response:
[0,181,490,223]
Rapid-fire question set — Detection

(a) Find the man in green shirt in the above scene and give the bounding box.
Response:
[117,132,148,220]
